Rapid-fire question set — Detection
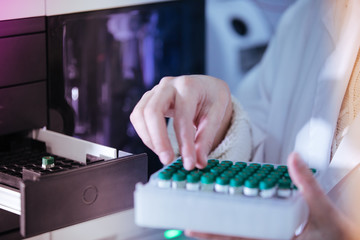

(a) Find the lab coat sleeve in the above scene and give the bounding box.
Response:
[167,96,252,162]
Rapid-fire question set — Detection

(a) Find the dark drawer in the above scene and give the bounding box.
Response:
[0,33,46,88]
[20,153,147,237]
[0,81,47,135]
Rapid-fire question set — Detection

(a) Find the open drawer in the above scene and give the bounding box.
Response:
[0,128,147,238]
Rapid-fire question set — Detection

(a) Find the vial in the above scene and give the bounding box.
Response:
[234,161,247,169]
[277,179,292,198]
[200,173,215,192]
[214,176,230,193]
[259,179,276,198]
[243,178,259,196]
[158,170,172,188]
[172,172,186,189]
[229,177,244,195]
[42,156,55,169]
[186,173,201,191]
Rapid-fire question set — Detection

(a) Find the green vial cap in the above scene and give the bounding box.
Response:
[216,176,230,185]
[283,172,291,179]
[158,171,172,180]
[261,164,275,171]
[165,165,178,173]
[210,166,224,175]
[236,171,251,179]
[276,165,288,172]
[229,165,243,172]
[278,179,291,189]
[234,161,247,168]
[252,172,267,180]
[201,165,213,172]
[230,177,245,187]
[259,179,275,190]
[207,159,220,165]
[221,170,237,178]
[177,168,190,175]
[245,179,259,188]
[42,156,54,166]
[220,160,233,167]
[172,172,186,181]
[187,174,200,183]
[172,162,183,168]
[201,173,215,184]
[249,163,261,169]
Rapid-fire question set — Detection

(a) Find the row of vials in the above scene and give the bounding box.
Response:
[156,159,317,198]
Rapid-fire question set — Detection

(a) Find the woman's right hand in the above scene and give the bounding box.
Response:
[130,75,233,170]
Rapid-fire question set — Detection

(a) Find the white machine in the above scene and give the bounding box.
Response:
[205,0,296,92]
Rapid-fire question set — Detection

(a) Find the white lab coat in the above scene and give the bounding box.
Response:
[236,0,360,170]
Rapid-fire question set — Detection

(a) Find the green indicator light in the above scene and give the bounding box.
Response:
[164,229,183,239]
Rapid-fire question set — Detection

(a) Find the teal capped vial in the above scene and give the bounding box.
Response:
[171,172,186,189]
[200,173,215,192]
[243,179,259,197]
[276,165,288,173]
[229,177,244,195]
[214,176,230,193]
[259,179,276,198]
[42,156,55,170]
[261,164,275,171]
[186,173,201,191]
[277,178,292,198]
[249,163,261,169]
[234,161,247,169]
[220,160,233,167]
[158,170,173,188]
[207,159,219,166]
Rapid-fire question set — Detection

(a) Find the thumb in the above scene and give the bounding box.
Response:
[287,152,334,219]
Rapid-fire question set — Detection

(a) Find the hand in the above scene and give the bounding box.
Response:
[288,152,359,240]
[130,75,232,170]
[186,153,360,240]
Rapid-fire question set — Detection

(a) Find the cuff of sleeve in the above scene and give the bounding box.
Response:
[167,96,253,162]
[208,96,252,162]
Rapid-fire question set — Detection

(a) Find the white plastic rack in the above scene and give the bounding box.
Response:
[135,158,318,240]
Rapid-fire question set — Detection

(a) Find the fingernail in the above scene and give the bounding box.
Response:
[159,151,172,165]
[183,157,195,170]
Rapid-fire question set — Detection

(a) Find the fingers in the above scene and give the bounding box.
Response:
[131,75,232,170]
[130,80,175,165]
[287,152,338,223]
